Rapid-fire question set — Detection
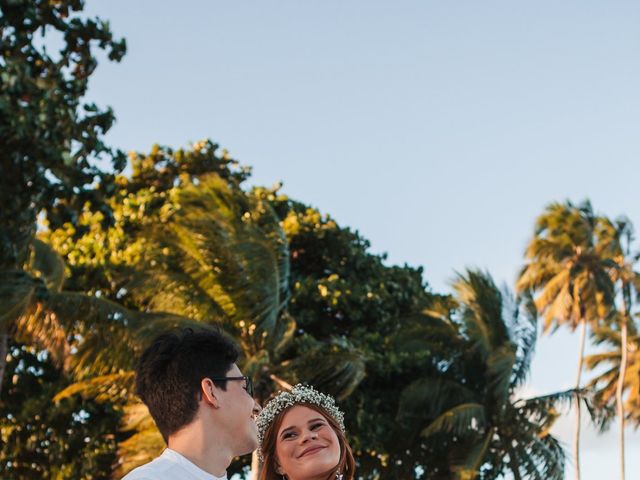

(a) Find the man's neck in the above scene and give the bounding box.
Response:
[168,423,231,478]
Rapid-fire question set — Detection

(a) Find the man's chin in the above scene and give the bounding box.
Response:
[238,438,259,456]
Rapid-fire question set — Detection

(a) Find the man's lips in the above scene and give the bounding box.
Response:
[298,445,326,458]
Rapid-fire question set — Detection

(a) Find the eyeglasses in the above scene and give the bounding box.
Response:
[209,375,254,397]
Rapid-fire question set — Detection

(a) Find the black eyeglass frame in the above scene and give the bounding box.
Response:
[208,375,254,397]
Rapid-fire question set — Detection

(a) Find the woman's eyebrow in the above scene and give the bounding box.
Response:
[279,418,326,437]
[280,425,297,437]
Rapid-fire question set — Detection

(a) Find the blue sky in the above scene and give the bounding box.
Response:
[82,1,639,477]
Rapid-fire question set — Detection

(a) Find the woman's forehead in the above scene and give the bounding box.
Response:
[279,405,326,430]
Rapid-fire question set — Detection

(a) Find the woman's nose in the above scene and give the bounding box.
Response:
[301,429,317,443]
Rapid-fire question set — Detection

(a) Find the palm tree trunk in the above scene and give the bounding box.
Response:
[573,319,587,480]
[616,317,628,480]
[0,326,8,396]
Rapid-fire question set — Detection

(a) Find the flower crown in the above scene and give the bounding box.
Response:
[256,383,345,462]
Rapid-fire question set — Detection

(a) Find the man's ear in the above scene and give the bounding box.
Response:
[200,378,220,408]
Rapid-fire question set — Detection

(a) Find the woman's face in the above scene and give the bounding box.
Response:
[274,405,341,480]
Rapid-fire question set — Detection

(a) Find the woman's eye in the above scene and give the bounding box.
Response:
[283,432,296,439]
[311,423,324,430]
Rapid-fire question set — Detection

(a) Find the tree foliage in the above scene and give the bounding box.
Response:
[0,0,127,410]
[2,137,588,478]
[1,342,120,479]
[0,5,606,477]
[0,0,126,269]
[33,142,373,477]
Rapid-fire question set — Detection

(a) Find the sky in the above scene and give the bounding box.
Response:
[80,1,639,478]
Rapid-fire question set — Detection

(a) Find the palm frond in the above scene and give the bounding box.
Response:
[586,330,640,428]
[515,388,580,415]
[542,282,572,332]
[0,270,38,327]
[516,257,561,293]
[393,311,462,354]
[123,268,229,324]
[0,269,69,366]
[454,270,507,357]
[54,371,135,404]
[584,352,618,370]
[283,337,366,400]
[516,387,604,433]
[532,433,566,480]
[138,174,290,350]
[115,402,164,478]
[396,377,478,427]
[452,429,492,480]
[510,291,538,388]
[44,291,202,376]
[420,403,486,437]
[14,297,69,368]
[271,311,297,359]
[486,345,516,405]
[533,270,570,317]
[30,238,66,292]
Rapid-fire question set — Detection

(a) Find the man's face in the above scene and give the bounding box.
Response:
[215,364,260,456]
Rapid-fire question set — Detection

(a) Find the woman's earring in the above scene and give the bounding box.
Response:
[336,472,344,480]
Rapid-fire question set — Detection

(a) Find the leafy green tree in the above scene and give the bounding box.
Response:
[516,200,616,480]
[396,270,572,480]
[7,127,580,480]
[44,142,368,478]
[0,0,126,394]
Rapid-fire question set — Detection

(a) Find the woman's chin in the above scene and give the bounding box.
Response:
[297,457,340,478]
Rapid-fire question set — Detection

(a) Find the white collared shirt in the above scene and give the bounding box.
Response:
[121,448,228,480]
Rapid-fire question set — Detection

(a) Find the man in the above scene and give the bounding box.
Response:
[123,327,261,480]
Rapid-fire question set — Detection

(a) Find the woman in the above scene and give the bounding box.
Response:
[256,384,355,480]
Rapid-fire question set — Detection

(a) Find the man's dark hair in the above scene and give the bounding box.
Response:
[135,327,240,441]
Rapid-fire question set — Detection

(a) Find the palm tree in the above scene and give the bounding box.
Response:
[0,238,154,391]
[516,200,616,480]
[53,173,366,478]
[585,215,640,480]
[123,173,366,397]
[396,270,576,480]
[595,216,640,480]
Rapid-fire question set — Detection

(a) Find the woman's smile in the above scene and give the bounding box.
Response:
[298,445,326,458]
